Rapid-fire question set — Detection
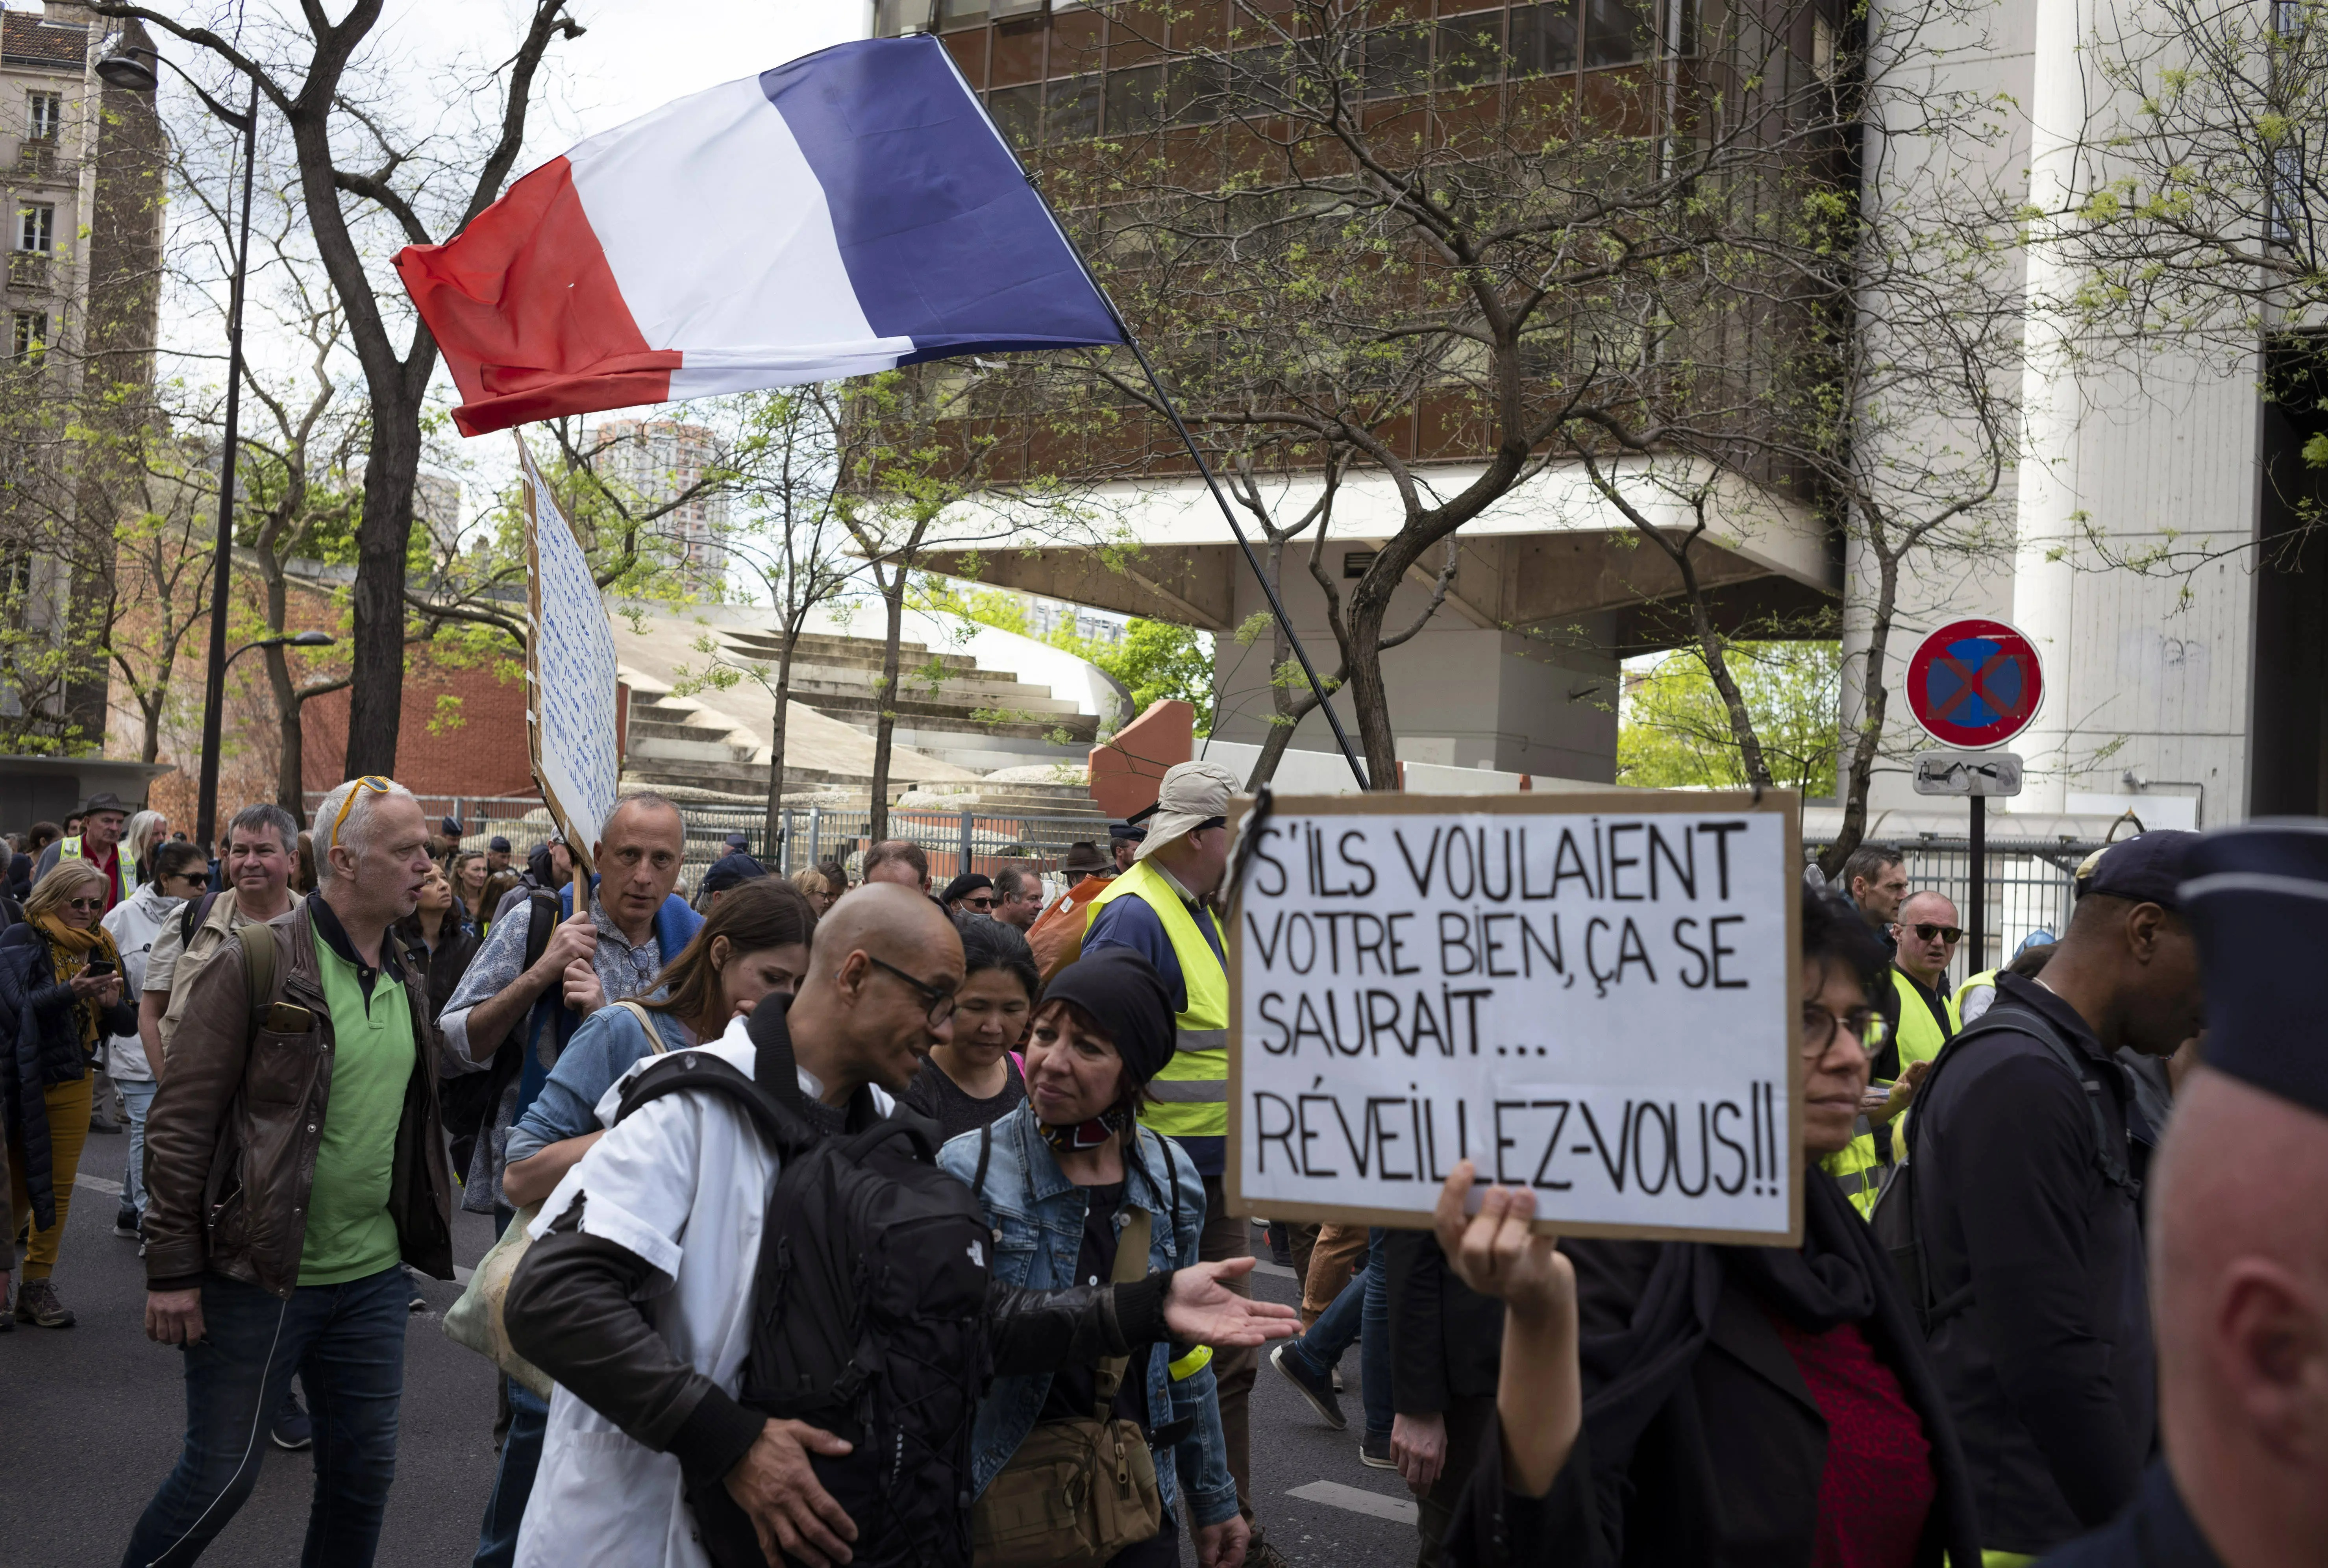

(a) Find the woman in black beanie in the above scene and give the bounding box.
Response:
[936,947,1248,1567]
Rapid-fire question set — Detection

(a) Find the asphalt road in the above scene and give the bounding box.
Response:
[4,1172,1426,1568]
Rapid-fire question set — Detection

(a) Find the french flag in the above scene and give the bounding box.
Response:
[395,36,1125,437]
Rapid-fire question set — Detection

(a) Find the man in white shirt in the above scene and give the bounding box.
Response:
[505,886,1295,1568]
[99,841,210,1235]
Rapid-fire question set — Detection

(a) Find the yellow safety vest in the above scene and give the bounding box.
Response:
[1086,860,1229,1142]
[1822,968,1960,1218]
[57,834,133,899]
[1954,969,2000,1024]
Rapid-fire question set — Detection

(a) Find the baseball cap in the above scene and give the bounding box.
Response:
[2078,830,2200,909]
[700,852,765,895]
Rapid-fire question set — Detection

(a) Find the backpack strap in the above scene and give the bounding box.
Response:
[607,998,670,1055]
[521,891,560,973]
[973,1121,994,1203]
[234,921,281,1046]
[180,888,218,950]
[1092,1207,1154,1411]
[613,1047,821,1160]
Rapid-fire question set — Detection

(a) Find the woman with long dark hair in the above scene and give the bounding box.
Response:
[394,862,481,1024]
[1434,885,1984,1568]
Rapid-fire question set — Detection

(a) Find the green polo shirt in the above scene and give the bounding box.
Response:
[300,911,413,1285]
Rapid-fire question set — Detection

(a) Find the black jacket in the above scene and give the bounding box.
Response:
[1384,1228,1502,1412]
[1447,1174,1984,1568]
[395,917,481,1026]
[1911,973,2154,1553]
[2039,1463,2224,1568]
[0,921,139,1229]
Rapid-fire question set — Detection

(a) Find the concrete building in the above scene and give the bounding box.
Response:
[876,2,2312,828]
[594,418,730,591]
[0,1,164,749]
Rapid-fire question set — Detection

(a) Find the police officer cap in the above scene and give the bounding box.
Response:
[2181,821,2328,1118]
[699,852,764,895]
[489,836,511,852]
[2077,829,2200,908]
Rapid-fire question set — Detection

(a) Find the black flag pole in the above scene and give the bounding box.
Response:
[962,78,1374,792]
[1113,337,1373,792]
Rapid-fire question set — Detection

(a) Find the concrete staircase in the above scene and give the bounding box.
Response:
[717,629,1099,775]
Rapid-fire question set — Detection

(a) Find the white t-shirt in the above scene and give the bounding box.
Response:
[516,1019,891,1568]
[98,882,184,1080]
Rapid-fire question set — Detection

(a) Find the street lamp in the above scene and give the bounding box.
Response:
[224,630,336,675]
[98,37,261,854]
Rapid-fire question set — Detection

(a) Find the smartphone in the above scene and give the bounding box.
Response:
[84,958,115,976]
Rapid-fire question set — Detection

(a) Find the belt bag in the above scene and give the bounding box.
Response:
[972,1207,1164,1568]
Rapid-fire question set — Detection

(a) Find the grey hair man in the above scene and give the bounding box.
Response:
[125,776,455,1565]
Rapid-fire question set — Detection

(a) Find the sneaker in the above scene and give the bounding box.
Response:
[1331,1367,1344,1393]
[271,1390,313,1451]
[406,1265,429,1312]
[113,1207,141,1239]
[1358,1431,1395,1470]
[0,1277,12,1332]
[88,1107,122,1134]
[13,1276,74,1328]
[1265,1222,1295,1269]
[1268,1342,1347,1430]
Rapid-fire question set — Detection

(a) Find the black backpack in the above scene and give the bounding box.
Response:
[441,890,560,1176]
[1870,1001,2137,1335]
[612,1002,992,1568]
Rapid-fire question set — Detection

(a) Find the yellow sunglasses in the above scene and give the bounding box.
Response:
[329,776,395,851]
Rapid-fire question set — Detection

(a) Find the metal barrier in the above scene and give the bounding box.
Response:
[1808,835,2106,978]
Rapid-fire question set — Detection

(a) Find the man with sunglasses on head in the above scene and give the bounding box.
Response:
[1907,831,2205,1561]
[126,776,456,1566]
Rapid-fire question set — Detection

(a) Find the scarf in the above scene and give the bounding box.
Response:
[1717,1170,1880,1329]
[1038,1102,1134,1155]
[34,913,117,1048]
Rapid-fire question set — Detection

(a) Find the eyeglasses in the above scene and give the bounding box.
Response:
[1802,1002,1874,1054]
[862,952,957,1027]
[329,776,393,851]
[1904,923,1963,945]
[64,897,105,912]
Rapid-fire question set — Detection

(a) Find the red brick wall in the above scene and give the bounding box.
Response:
[302,656,534,800]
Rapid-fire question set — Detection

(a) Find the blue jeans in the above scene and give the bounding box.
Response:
[474,1379,548,1567]
[121,1265,409,1568]
[118,1077,157,1218]
[1282,1227,1393,1440]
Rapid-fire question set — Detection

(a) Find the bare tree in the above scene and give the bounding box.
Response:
[94,0,585,776]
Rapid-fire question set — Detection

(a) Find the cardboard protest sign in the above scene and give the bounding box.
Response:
[1227,791,1803,1244]
[518,433,621,877]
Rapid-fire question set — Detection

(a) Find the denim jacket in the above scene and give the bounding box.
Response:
[938,1104,1242,1531]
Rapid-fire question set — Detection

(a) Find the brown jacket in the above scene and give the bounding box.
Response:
[141,902,455,1298]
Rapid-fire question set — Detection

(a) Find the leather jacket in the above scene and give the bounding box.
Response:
[141,901,456,1298]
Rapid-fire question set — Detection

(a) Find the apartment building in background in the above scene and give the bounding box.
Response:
[0,0,165,749]
[593,418,731,592]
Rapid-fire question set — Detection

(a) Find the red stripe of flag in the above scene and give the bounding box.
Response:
[394,158,679,436]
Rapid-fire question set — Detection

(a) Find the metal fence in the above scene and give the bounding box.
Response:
[357,794,1112,900]
[1808,835,2107,978]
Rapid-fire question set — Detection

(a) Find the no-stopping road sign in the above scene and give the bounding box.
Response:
[1905,618,2044,749]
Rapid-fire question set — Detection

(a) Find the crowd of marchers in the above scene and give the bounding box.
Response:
[3,765,2322,1568]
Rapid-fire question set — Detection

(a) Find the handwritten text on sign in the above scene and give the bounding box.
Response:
[521,437,620,856]
[1231,800,1797,1240]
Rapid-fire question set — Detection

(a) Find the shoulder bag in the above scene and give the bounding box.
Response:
[442,997,666,1396]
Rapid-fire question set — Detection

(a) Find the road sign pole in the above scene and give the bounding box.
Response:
[1969,794,1986,980]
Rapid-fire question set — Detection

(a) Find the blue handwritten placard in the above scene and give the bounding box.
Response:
[520,435,619,858]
